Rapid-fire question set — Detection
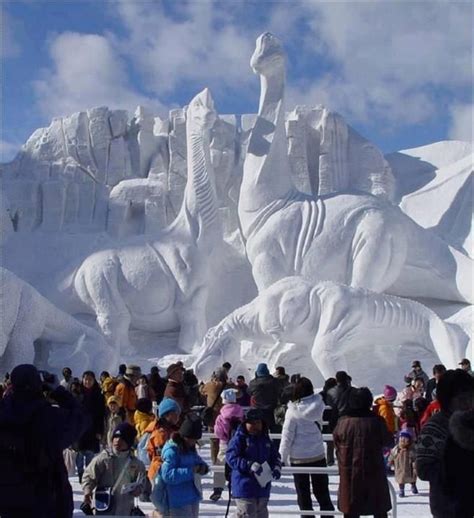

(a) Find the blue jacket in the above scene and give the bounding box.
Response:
[160,439,207,509]
[225,424,281,498]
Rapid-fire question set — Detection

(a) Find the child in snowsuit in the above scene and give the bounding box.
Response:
[389,430,418,497]
[226,408,282,518]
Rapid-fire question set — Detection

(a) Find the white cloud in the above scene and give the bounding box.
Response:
[449,103,473,141]
[0,139,22,162]
[33,32,164,119]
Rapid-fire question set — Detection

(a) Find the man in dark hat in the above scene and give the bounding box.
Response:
[82,422,146,515]
[164,363,188,412]
[248,363,280,430]
[459,358,473,377]
[0,364,88,518]
[406,360,429,388]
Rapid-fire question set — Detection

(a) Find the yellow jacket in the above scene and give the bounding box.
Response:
[134,410,155,439]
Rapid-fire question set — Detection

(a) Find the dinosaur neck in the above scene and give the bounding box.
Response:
[180,126,220,248]
[239,70,294,237]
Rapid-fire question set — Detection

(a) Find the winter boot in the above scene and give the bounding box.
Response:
[398,485,405,498]
[411,483,418,494]
[209,487,223,502]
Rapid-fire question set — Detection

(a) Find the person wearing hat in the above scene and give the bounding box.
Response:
[226,407,282,517]
[326,370,353,429]
[248,363,280,430]
[115,365,141,425]
[160,415,209,517]
[459,358,473,377]
[163,363,188,412]
[104,395,126,448]
[389,429,418,497]
[373,385,398,435]
[406,360,429,388]
[145,397,182,481]
[82,422,147,516]
[135,398,155,439]
[0,364,88,518]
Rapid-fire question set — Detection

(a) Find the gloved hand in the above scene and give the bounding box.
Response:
[272,467,282,480]
[250,462,263,475]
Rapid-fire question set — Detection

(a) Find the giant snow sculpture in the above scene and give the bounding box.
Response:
[0,267,115,372]
[193,277,467,388]
[59,89,222,355]
[239,33,472,303]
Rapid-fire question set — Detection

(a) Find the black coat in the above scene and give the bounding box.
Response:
[77,383,105,452]
[425,378,437,402]
[0,387,88,517]
[326,383,352,430]
[248,375,280,427]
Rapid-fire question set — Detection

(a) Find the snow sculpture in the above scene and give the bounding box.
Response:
[0,267,115,372]
[193,277,467,387]
[239,33,472,303]
[60,88,222,355]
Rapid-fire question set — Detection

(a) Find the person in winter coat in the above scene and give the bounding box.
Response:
[248,363,280,430]
[388,430,418,497]
[236,375,251,406]
[333,387,392,518]
[459,358,474,377]
[373,385,397,435]
[279,377,335,517]
[164,363,189,412]
[420,388,441,428]
[146,398,181,482]
[319,377,337,466]
[160,414,209,518]
[76,371,106,483]
[82,422,147,516]
[60,367,73,391]
[115,365,141,424]
[405,360,430,388]
[325,371,353,429]
[226,408,282,518]
[425,364,446,402]
[0,364,88,518]
[135,397,155,438]
[136,374,156,401]
[100,371,118,400]
[149,366,167,404]
[104,395,126,448]
[416,369,474,518]
[394,377,424,417]
[399,399,418,440]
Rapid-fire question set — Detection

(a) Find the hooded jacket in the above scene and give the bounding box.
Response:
[225,423,281,499]
[279,393,325,464]
[145,419,178,481]
[214,403,245,444]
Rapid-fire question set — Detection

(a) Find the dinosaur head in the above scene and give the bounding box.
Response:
[250,32,285,76]
[187,87,217,131]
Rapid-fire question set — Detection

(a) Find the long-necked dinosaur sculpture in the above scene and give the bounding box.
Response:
[238,33,472,303]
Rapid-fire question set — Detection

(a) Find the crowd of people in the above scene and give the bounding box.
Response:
[0,357,472,518]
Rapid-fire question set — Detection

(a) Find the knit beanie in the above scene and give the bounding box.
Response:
[245,408,265,422]
[255,363,270,377]
[112,422,137,449]
[136,398,153,414]
[107,395,120,406]
[158,397,181,418]
[383,385,397,402]
[179,414,203,440]
[222,388,237,404]
[11,364,42,394]
[400,429,412,441]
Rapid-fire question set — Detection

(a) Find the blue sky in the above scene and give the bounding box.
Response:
[2,0,473,162]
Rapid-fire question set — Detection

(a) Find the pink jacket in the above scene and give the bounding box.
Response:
[214,403,244,443]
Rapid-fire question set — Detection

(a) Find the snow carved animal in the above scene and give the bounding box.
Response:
[0,267,115,372]
[238,33,472,303]
[60,89,222,354]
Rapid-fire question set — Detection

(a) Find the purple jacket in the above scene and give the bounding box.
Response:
[214,404,244,443]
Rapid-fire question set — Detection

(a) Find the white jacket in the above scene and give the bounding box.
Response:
[279,393,325,464]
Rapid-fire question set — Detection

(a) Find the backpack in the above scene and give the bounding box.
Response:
[0,409,51,509]
[137,431,151,468]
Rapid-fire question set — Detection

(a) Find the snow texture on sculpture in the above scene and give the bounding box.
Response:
[193,277,467,388]
[58,89,222,355]
[238,33,472,303]
[0,267,116,372]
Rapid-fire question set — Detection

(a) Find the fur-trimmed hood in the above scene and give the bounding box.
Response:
[449,409,474,451]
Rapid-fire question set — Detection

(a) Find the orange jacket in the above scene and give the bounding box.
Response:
[145,419,178,481]
[374,396,397,434]
[115,379,137,424]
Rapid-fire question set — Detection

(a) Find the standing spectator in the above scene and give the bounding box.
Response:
[149,366,166,404]
[100,371,118,400]
[373,385,398,435]
[395,377,424,417]
[115,365,141,424]
[183,368,201,408]
[320,377,337,466]
[82,422,146,516]
[326,371,352,429]
[235,375,251,407]
[160,415,209,518]
[76,371,106,483]
[273,366,290,396]
[405,360,429,388]
[333,387,392,518]
[117,363,127,381]
[135,398,155,439]
[226,408,282,518]
[0,364,87,518]
[248,363,280,430]
[399,399,418,439]
[222,362,232,377]
[164,363,188,412]
[425,364,446,402]
[60,367,73,391]
[420,388,441,428]
[145,398,181,482]
[279,377,335,517]
[136,374,156,401]
[416,369,474,518]
[104,395,126,448]
[389,430,418,497]
[459,358,473,376]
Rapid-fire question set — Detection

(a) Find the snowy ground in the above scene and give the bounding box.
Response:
[71,442,432,517]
